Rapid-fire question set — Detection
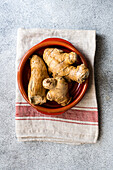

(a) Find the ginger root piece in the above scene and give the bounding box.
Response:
[44,48,78,65]
[28,55,49,105]
[66,64,89,84]
[43,48,89,84]
[43,77,71,106]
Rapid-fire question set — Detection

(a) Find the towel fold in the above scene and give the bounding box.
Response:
[16,28,98,144]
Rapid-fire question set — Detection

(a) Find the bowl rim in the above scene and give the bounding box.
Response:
[17,38,89,115]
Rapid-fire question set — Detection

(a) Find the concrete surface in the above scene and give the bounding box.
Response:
[0,0,113,169]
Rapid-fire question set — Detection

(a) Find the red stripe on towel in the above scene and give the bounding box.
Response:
[16,106,98,122]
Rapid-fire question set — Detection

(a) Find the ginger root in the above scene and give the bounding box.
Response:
[43,48,89,84]
[28,55,49,105]
[43,77,71,106]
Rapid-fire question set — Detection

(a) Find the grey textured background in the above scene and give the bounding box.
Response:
[0,0,113,169]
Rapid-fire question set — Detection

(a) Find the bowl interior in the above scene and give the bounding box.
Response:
[22,45,84,109]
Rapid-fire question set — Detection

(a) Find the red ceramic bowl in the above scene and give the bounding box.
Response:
[17,38,89,115]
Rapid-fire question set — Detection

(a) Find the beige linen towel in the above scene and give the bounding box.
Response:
[16,28,98,144]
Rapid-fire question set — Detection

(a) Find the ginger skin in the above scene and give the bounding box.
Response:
[43,48,89,84]
[43,77,71,106]
[28,55,49,105]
